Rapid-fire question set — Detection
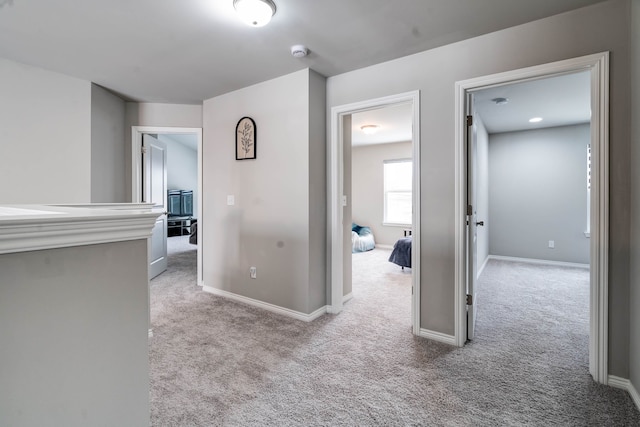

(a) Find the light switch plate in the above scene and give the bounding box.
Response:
[227,195,235,206]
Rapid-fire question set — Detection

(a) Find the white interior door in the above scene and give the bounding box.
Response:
[143,134,168,279]
[466,94,479,340]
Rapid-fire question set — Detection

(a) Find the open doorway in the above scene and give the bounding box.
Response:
[468,70,592,378]
[131,126,203,286]
[348,104,415,326]
[455,52,609,383]
[329,91,421,336]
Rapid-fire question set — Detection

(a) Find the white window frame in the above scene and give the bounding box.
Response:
[383,158,413,226]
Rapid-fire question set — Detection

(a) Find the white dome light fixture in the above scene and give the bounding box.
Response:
[361,125,379,135]
[529,117,543,123]
[233,0,276,27]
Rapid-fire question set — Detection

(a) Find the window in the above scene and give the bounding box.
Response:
[384,159,412,225]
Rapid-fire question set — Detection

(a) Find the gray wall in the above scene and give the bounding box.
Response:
[0,58,91,203]
[308,70,328,310]
[351,141,413,246]
[202,69,326,314]
[475,116,490,272]
[326,0,631,376]
[124,102,203,202]
[343,115,353,297]
[629,0,640,396]
[159,134,199,217]
[0,240,150,426]
[488,124,590,264]
[91,84,127,203]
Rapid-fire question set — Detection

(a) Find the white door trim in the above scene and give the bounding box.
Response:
[132,126,204,286]
[329,90,421,335]
[453,52,609,383]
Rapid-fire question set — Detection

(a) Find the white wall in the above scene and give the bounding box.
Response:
[629,0,640,400]
[0,58,91,203]
[475,116,490,273]
[326,0,631,376]
[159,135,198,216]
[489,124,590,264]
[91,84,127,203]
[351,141,412,246]
[202,69,326,315]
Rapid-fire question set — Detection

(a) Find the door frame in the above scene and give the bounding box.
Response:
[329,90,421,335]
[132,126,204,286]
[454,52,610,383]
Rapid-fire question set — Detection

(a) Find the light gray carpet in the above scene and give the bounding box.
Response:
[150,242,640,426]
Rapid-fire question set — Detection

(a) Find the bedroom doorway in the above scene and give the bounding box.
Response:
[455,52,609,383]
[329,91,421,336]
[349,104,415,324]
[131,126,203,286]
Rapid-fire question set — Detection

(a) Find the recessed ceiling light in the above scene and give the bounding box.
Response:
[491,97,509,105]
[361,125,379,135]
[233,0,276,27]
[529,117,543,123]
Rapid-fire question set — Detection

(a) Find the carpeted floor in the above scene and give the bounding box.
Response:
[149,239,640,426]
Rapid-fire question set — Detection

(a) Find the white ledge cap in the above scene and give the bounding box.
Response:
[0,204,160,255]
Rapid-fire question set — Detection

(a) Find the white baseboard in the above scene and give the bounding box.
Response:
[608,375,640,412]
[477,256,490,279]
[343,292,353,304]
[631,382,640,412]
[375,244,393,250]
[202,285,327,322]
[419,328,457,346]
[488,255,589,269]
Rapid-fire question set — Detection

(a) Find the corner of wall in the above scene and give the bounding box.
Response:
[628,0,640,399]
[308,69,328,312]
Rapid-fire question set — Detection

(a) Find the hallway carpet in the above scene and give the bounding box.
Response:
[149,242,640,425]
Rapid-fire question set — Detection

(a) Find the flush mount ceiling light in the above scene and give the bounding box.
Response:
[491,97,509,105]
[529,117,543,123]
[233,0,276,27]
[361,125,379,135]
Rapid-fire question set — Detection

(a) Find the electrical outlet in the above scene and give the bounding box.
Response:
[249,266,257,279]
[548,240,555,249]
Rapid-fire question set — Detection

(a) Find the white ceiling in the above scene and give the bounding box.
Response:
[474,71,591,134]
[0,0,606,104]
[352,103,413,147]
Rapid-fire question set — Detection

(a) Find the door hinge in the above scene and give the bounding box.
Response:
[467,204,473,216]
[141,146,147,154]
[466,115,473,127]
[466,294,473,305]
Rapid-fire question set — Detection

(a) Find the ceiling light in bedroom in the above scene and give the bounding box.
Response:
[233,0,276,27]
[529,117,543,123]
[361,125,379,135]
[491,97,509,105]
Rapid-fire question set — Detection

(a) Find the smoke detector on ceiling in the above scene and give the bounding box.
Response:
[290,45,309,58]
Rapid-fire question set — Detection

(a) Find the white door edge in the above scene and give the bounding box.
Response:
[329,90,421,335]
[453,52,609,384]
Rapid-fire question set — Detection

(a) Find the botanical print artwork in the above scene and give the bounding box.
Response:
[236,117,256,160]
